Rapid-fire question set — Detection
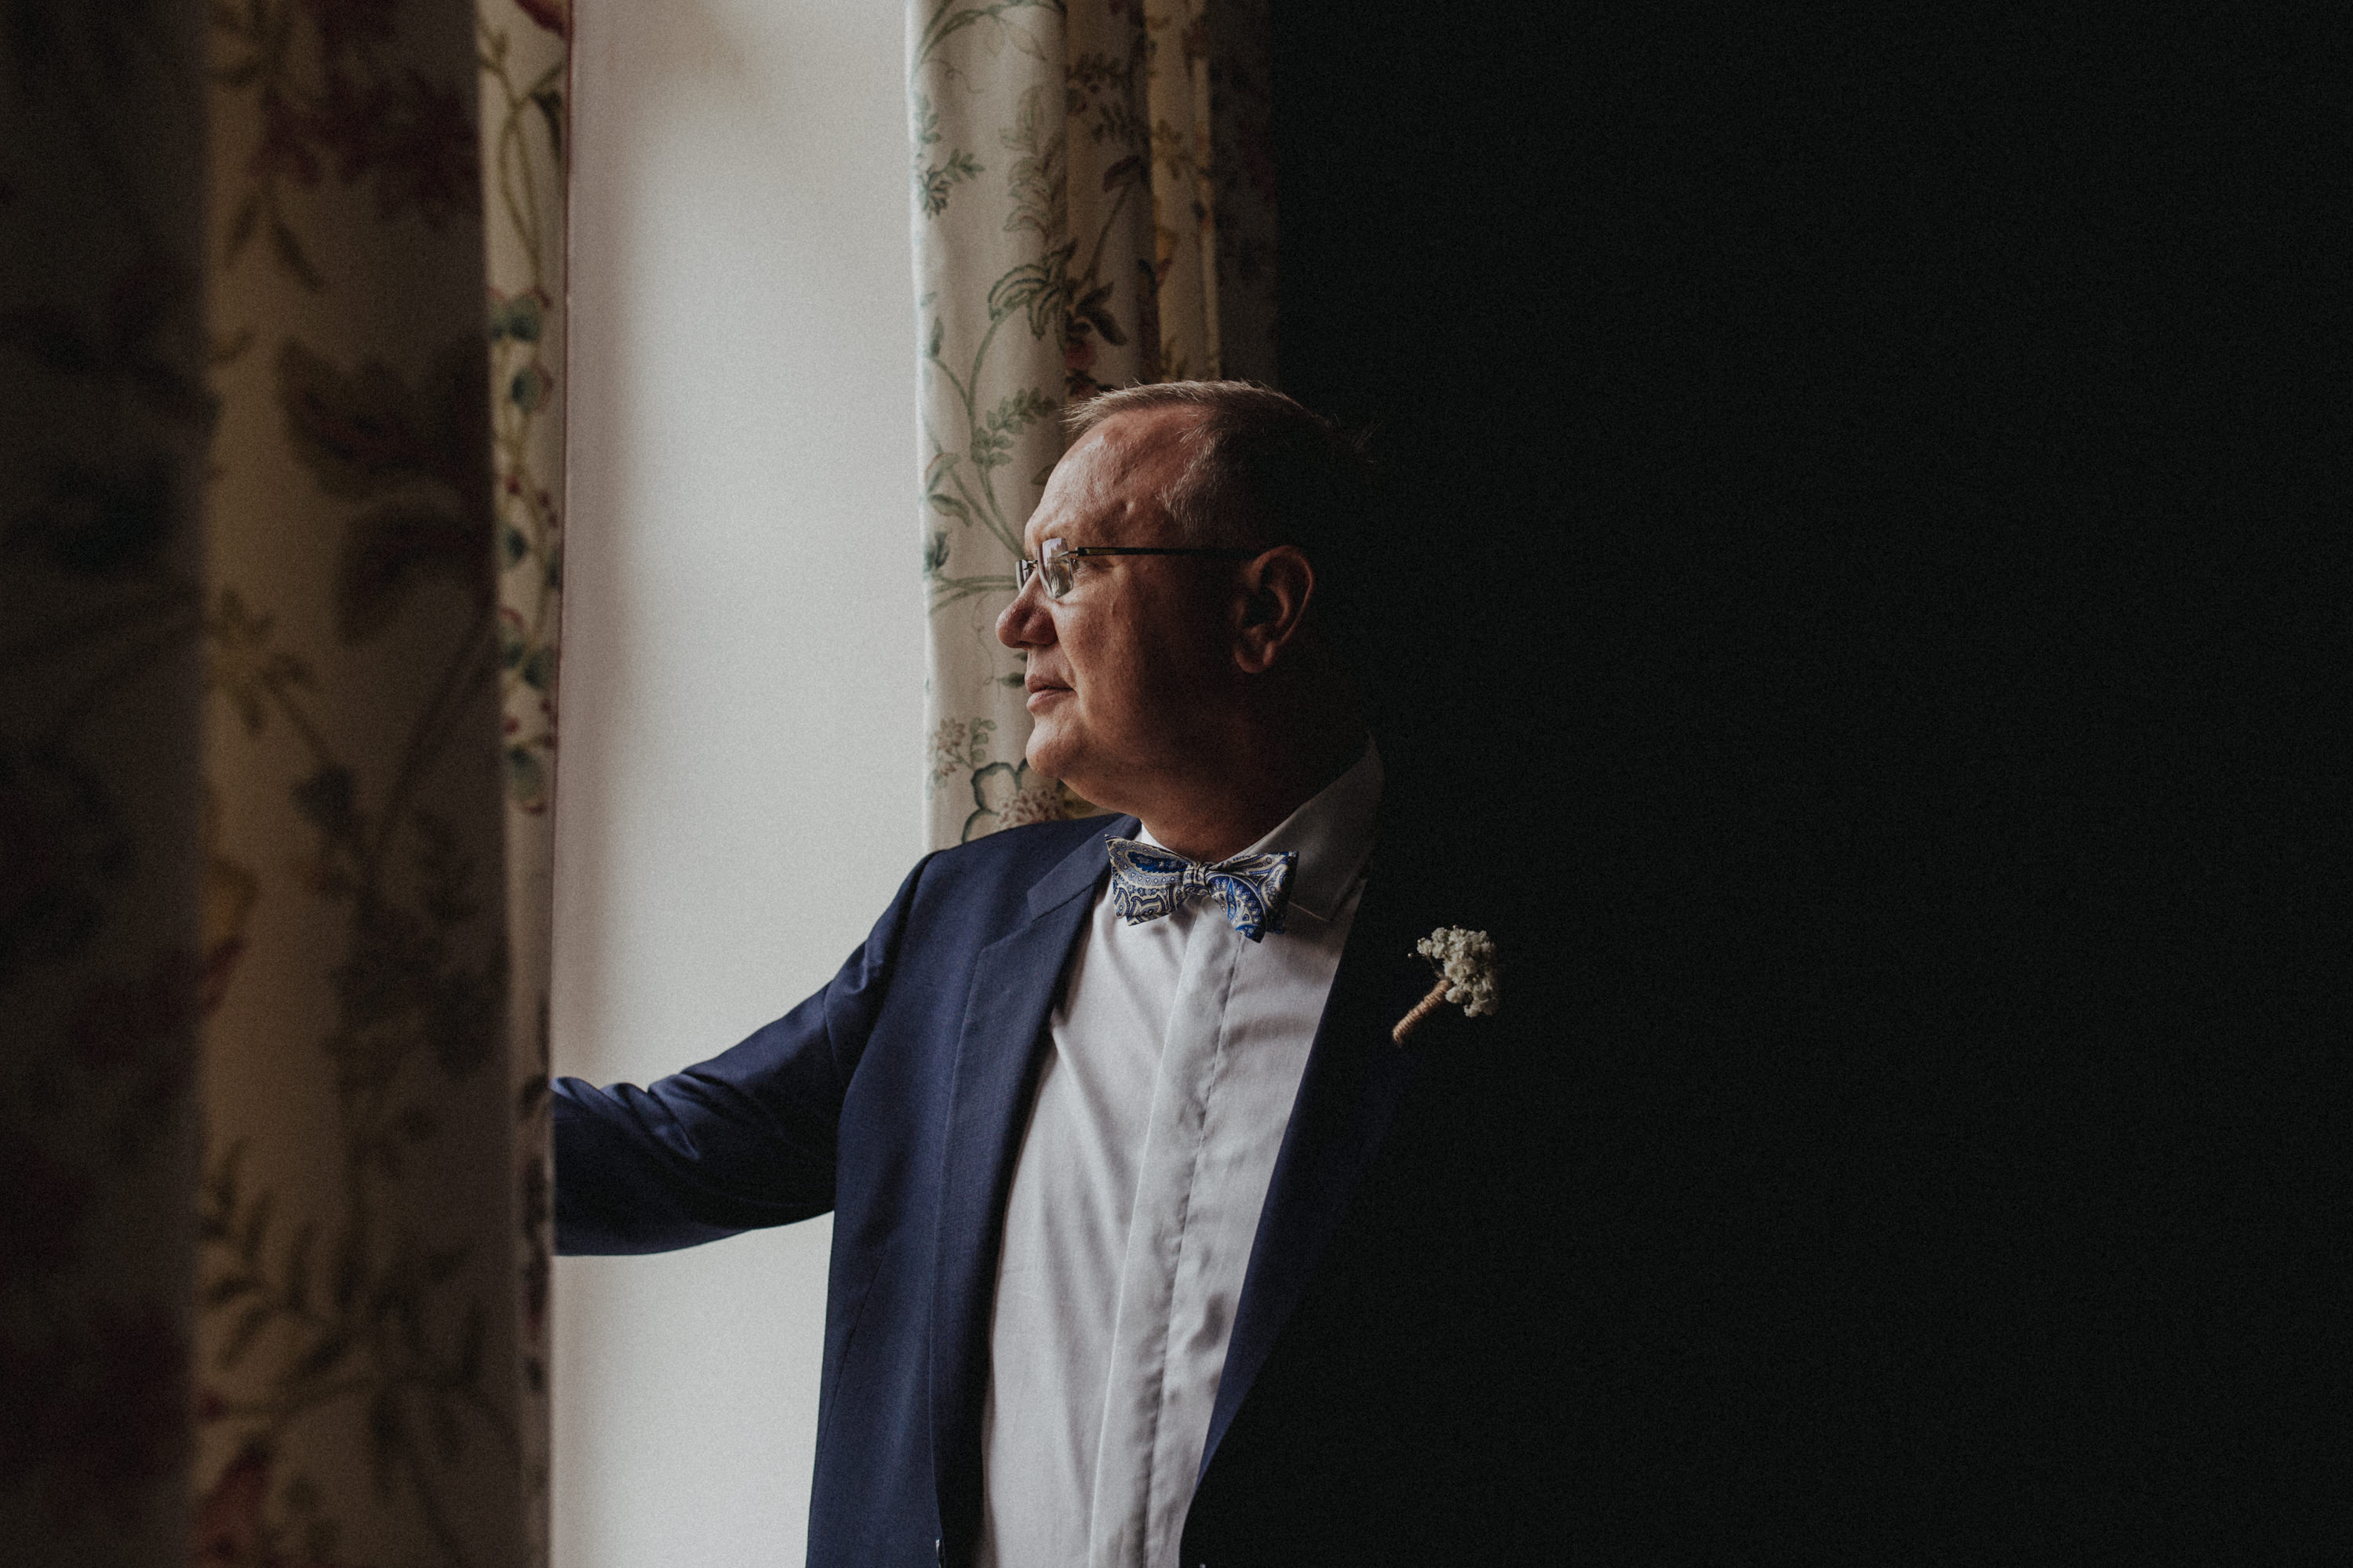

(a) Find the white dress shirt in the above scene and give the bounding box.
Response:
[975,742,1384,1568]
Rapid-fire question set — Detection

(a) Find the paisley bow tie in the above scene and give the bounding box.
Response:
[1104,837,1298,942]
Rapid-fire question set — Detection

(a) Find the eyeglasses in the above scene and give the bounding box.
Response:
[1014,537,1258,601]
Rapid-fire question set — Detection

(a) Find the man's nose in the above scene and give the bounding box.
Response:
[996,573,1052,649]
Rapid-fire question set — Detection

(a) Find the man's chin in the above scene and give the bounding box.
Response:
[1025,733,1103,806]
[1024,729,1076,786]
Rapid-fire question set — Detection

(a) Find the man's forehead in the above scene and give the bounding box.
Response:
[1025,406,1198,548]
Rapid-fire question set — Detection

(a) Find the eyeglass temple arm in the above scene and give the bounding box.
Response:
[1059,546,1261,558]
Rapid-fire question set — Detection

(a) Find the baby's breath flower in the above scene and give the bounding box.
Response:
[1414,926,1502,1018]
[1394,926,1503,1042]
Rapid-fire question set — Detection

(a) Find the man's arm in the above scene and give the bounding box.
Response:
[552,854,934,1255]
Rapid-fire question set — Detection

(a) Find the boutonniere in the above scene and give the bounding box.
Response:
[1392,926,1502,1044]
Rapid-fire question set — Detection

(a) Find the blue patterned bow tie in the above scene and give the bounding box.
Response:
[1104,837,1298,941]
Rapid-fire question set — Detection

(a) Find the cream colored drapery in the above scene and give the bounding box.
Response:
[1,0,566,1558]
[910,0,1277,850]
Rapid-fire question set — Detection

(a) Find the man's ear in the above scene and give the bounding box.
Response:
[1233,545,1315,675]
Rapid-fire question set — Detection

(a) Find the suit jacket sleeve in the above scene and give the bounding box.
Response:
[552,853,934,1255]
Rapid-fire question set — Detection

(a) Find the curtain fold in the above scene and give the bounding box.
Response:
[1,1,211,1559]
[2,0,564,1559]
[910,0,1277,851]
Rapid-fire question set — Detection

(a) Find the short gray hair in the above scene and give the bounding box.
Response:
[1065,380,1370,548]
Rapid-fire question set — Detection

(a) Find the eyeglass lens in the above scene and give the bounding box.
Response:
[1015,540,1073,599]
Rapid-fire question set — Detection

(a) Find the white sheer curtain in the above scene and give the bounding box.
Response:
[548,0,920,1560]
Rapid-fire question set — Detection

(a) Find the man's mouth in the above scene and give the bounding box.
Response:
[1024,675,1071,710]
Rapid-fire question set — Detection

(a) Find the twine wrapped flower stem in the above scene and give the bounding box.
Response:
[1393,926,1502,1044]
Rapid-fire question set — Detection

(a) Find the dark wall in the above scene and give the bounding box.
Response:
[1272,3,2343,1556]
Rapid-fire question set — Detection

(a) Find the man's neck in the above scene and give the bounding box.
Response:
[1135,727,1368,864]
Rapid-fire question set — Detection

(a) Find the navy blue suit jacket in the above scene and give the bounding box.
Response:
[555,799,1557,1566]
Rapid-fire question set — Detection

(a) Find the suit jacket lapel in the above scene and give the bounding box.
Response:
[930,817,1135,1566]
[1198,824,1434,1478]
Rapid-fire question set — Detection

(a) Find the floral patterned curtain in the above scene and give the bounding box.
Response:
[1,0,566,1559]
[481,2,568,1559]
[910,0,1276,850]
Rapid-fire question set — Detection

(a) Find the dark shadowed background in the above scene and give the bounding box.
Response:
[1271,2,2344,1556]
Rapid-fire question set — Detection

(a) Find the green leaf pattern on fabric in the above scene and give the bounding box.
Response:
[479,4,568,1559]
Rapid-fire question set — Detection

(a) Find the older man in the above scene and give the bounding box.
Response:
[554,382,1550,1567]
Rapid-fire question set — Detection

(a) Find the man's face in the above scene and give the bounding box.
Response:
[996,408,1240,811]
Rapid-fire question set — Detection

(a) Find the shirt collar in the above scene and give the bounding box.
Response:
[1131,738,1382,927]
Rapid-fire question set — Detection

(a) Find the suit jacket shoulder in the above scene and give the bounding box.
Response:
[909,812,1127,915]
